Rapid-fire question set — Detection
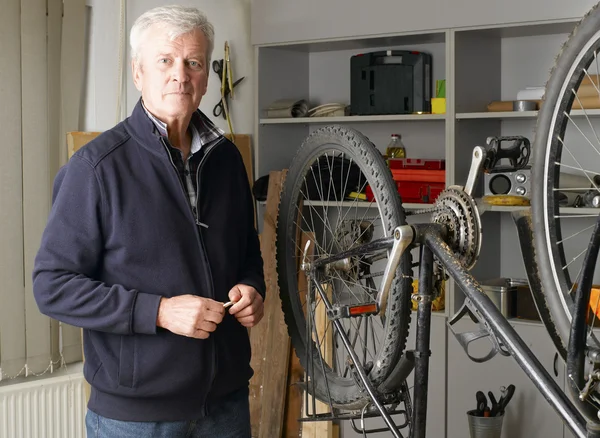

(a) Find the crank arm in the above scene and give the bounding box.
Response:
[463,146,487,197]
[376,226,415,313]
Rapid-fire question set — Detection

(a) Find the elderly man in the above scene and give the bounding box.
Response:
[32,5,264,437]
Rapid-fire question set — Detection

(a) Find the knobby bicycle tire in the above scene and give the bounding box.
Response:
[532,1,600,358]
[276,125,413,408]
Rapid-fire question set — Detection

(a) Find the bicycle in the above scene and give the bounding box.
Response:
[274,2,600,437]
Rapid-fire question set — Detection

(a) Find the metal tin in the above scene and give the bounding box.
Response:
[467,410,504,438]
[481,278,528,318]
[513,100,537,111]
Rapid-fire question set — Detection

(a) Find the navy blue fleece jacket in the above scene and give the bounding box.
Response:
[32,100,265,421]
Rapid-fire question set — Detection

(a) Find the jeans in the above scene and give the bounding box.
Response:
[85,387,251,438]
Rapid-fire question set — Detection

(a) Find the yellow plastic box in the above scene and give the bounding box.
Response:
[432,97,446,114]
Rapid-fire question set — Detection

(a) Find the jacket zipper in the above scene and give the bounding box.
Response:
[194,138,225,416]
[159,135,224,415]
[194,138,224,295]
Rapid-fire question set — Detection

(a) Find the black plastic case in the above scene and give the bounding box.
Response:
[350,50,432,115]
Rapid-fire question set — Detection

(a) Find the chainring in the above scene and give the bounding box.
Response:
[431,187,482,270]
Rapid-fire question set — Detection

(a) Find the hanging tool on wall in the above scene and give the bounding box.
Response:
[212,41,245,143]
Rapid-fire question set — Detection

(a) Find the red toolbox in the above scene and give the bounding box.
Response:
[388,158,445,170]
[366,168,445,204]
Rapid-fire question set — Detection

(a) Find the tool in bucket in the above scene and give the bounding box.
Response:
[473,384,515,417]
[475,391,488,417]
[492,384,516,416]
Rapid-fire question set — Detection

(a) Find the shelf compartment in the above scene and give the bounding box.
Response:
[453,20,577,115]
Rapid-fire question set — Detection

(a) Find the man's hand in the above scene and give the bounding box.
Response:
[156,295,225,339]
[227,284,264,328]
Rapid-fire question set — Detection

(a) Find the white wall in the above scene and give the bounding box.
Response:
[251,0,598,45]
[83,0,253,136]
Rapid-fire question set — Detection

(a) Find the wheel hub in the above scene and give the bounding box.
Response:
[329,220,375,281]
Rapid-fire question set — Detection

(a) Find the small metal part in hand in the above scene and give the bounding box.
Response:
[223,301,235,308]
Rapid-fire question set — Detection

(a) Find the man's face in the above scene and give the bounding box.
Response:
[132,25,209,123]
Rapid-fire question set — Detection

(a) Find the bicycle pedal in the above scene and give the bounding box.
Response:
[328,302,379,320]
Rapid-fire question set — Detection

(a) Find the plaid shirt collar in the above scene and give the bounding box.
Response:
[141,100,224,153]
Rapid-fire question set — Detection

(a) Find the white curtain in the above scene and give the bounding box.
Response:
[0,0,87,379]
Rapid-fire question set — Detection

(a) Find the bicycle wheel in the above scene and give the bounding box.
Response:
[276,125,413,409]
[532,1,600,355]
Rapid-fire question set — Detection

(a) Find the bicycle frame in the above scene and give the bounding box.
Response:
[308,221,592,438]
[418,223,588,438]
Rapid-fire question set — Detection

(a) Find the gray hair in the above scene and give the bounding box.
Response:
[130,5,215,65]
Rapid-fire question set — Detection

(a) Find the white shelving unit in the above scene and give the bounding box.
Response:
[456,111,539,120]
[253,14,590,438]
[254,30,449,180]
[457,109,600,120]
[296,200,600,216]
[300,200,436,210]
[260,114,447,124]
[479,204,600,215]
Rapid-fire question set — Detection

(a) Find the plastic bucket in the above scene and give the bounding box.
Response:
[466,410,504,438]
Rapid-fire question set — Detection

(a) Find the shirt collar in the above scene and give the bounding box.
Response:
[141,100,224,154]
[141,100,168,136]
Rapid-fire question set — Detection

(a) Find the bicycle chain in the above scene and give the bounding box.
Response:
[363,204,444,220]
[361,202,444,220]
[405,205,446,216]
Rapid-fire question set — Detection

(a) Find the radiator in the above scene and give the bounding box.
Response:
[0,371,86,438]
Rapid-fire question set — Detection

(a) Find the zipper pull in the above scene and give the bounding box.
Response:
[197,220,209,228]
